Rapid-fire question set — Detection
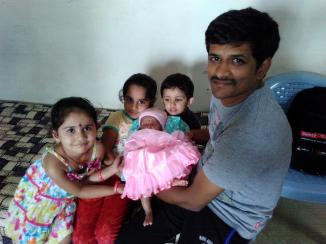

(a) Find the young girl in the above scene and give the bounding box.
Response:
[73,73,157,243]
[122,108,200,226]
[5,97,124,244]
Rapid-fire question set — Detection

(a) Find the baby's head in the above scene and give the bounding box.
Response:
[160,73,194,116]
[139,108,167,131]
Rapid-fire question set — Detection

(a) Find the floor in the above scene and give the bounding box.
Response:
[255,198,326,244]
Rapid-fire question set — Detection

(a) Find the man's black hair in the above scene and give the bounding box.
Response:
[205,7,280,68]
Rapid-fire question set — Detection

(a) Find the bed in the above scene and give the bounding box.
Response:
[0,100,208,242]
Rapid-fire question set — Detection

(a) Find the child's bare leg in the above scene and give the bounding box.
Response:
[141,197,153,226]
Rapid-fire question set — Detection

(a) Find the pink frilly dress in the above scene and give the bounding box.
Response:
[122,129,200,200]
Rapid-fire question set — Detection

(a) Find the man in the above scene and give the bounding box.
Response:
[116,7,292,243]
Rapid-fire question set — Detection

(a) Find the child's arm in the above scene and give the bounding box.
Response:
[87,156,123,182]
[43,154,121,199]
[101,128,118,165]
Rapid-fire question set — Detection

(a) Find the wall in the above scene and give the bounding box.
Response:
[0,0,325,111]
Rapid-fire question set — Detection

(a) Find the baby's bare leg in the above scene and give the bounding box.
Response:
[141,197,153,226]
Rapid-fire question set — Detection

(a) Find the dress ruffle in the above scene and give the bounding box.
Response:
[122,129,200,200]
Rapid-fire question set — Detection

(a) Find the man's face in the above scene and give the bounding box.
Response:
[207,43,269,106]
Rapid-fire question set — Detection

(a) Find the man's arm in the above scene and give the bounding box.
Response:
[187,128,210,144]
[157,169,223,212]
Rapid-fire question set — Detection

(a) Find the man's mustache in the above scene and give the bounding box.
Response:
[210,76,236,85]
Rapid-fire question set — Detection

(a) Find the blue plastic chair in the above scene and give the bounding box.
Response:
[266,71,326,204]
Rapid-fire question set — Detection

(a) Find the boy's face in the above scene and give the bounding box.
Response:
[162,87,191,116]
[207,43,270,106]
[140,116,162,130]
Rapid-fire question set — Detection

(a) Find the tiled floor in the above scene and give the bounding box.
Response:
[255,198,326,244]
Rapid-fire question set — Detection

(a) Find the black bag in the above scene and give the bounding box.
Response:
[287,87,326,175]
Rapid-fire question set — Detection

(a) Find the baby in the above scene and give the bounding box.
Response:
[122,108,200,226]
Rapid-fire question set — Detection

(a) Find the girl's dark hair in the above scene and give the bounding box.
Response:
[205,7,280,68]
[119,73,157,106]
[160,73,194,99]
[51,97,97,131]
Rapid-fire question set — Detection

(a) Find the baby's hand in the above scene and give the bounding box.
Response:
[172,179,188,187]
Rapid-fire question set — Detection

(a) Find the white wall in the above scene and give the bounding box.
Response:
[0,0,325,111]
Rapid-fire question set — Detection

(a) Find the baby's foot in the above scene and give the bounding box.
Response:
[143,212,153,227]
[172,179,188,187]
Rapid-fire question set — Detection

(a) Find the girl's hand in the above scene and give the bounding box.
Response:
[114,182,125,194]
[87,168,96,176]
[110,156,124,174]
[104,152,116,166]
[88,156,123,182]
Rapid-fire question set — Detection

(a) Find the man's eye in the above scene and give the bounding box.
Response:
[233,58,245,64]
[209,56,219,62]
[175,99,184,103]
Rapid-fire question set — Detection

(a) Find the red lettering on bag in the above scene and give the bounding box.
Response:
[301,131,326,140]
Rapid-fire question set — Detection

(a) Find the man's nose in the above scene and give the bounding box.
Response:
[215,61,231,79]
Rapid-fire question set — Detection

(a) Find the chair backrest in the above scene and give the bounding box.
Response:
[265,71,326,112]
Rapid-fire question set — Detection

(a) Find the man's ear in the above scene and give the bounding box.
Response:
[257,58,272,80]
[187,97,194,106]
[52,130,60,143]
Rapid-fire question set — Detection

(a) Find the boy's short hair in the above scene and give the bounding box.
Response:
[205,7,280,68]
[160,73,194,99]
